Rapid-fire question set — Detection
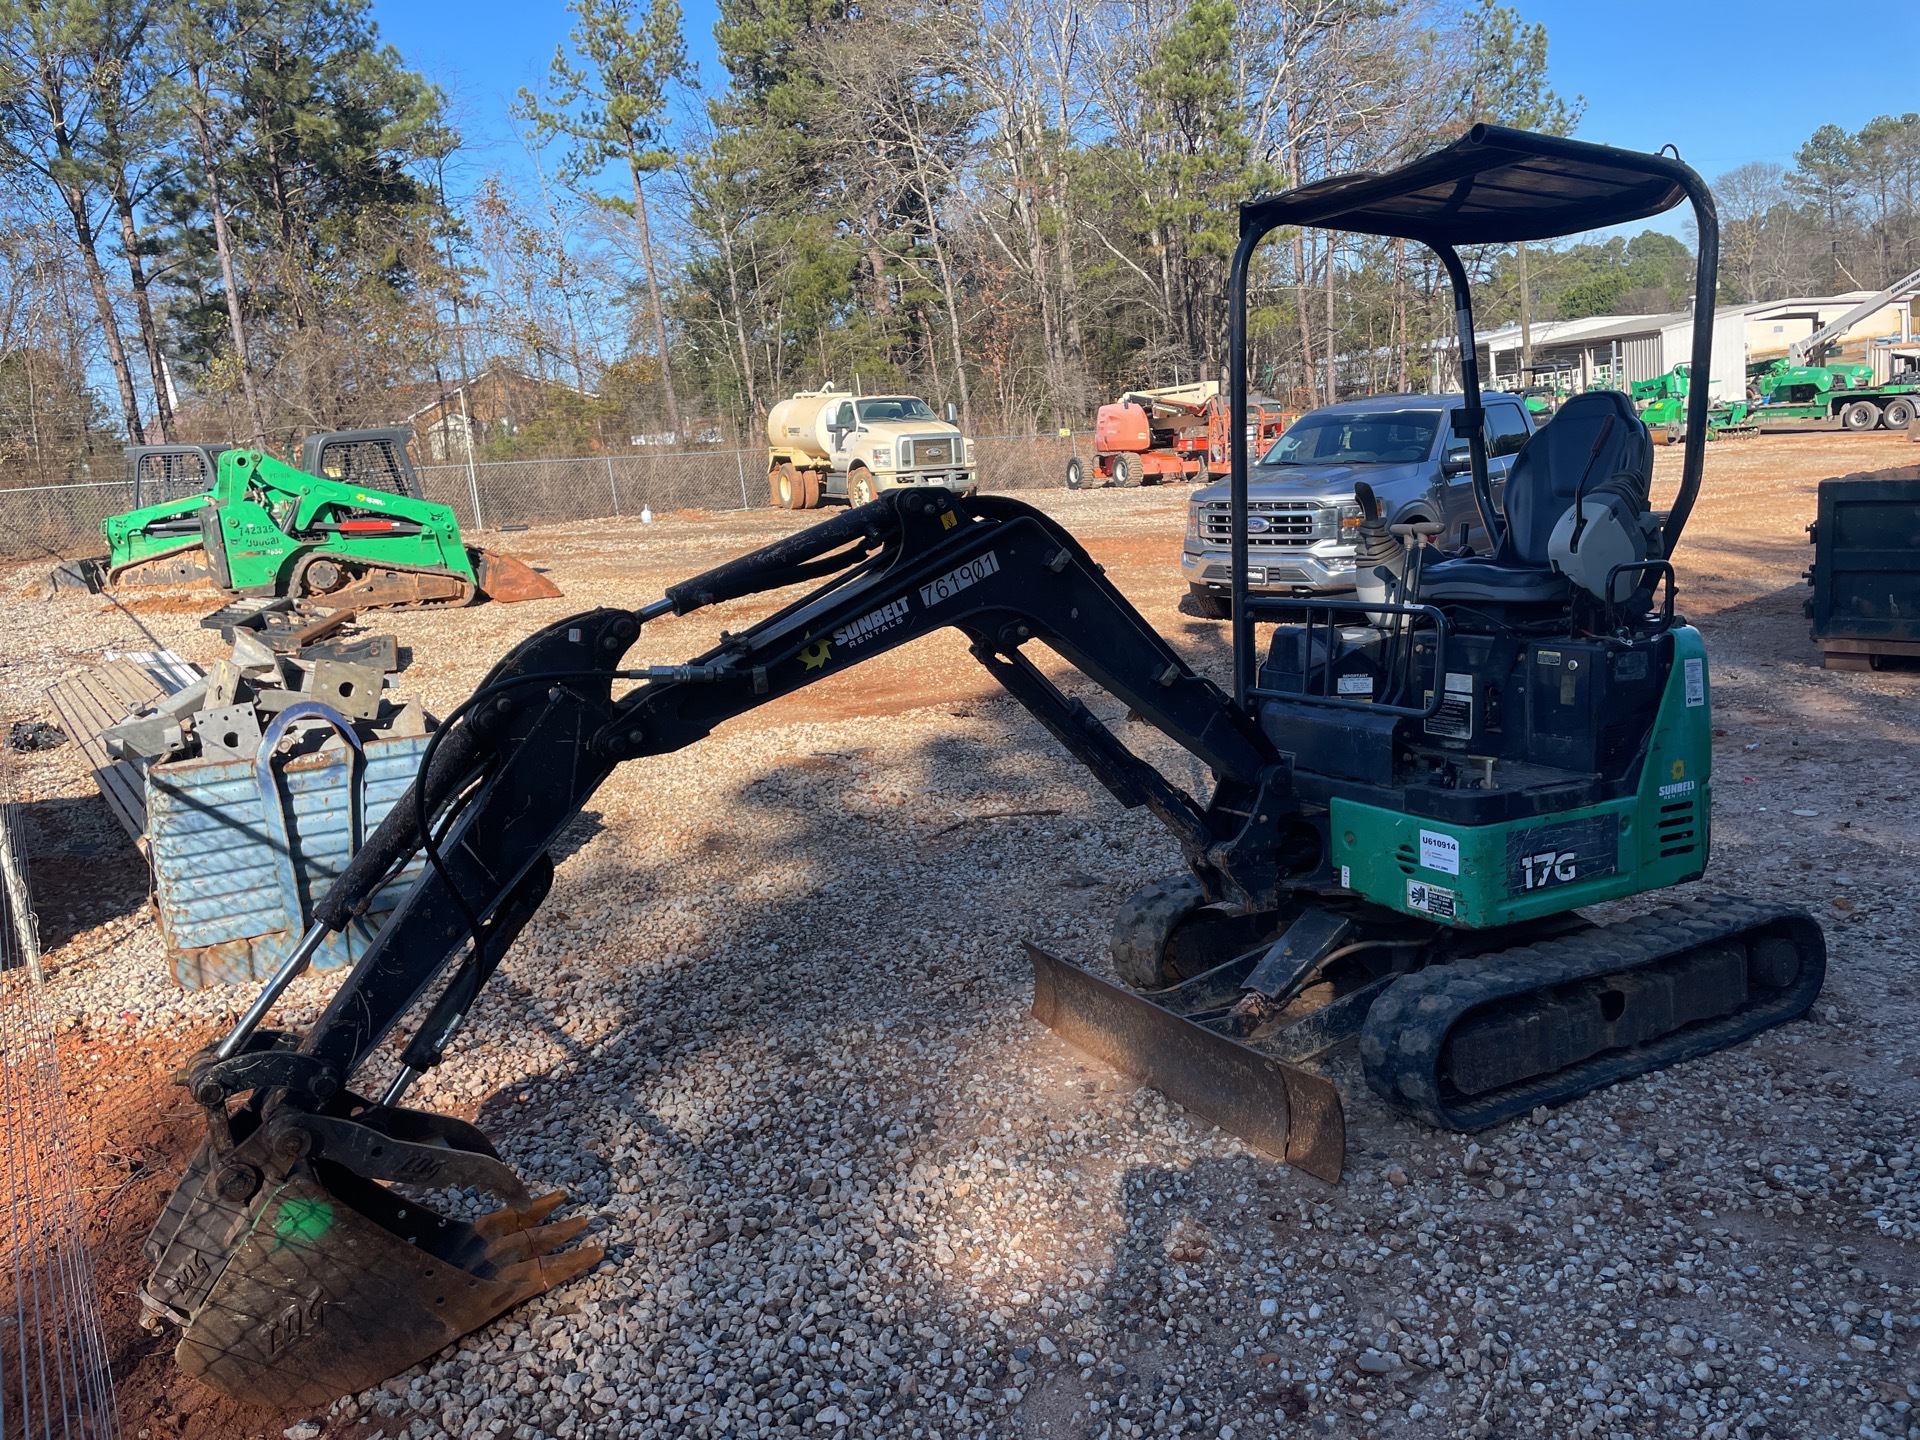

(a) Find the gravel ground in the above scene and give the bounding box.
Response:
[3,431,1917,1440]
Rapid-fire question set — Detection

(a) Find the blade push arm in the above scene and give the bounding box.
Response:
[251,488,1288,1100]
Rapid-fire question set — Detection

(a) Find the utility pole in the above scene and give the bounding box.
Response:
[1518,243,1534,377]
[435,156,484,530]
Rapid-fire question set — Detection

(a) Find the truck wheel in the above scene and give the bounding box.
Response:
[1882,397,1915,430]
[1064,456,1085,489]
[1841,400,1881,432]
[1111,452,1140,486]
[848,468,877,506]
[800,472,823,508]
[772,463,802,509]
[1186,584,1231,620]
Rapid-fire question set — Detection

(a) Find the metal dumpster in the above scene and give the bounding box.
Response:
[147,706,428,988]
[1805,464,1920,670]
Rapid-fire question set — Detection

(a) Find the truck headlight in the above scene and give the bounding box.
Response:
[963,438,975,466]
[1185,507,1201,543]
[1337,504,1364,532]
[874,447,896,469]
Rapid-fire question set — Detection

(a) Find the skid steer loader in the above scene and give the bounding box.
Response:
[143,126,1825,1409]
[81,428,559,608]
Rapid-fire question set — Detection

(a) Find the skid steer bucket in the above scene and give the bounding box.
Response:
[142,1096,600,1409]
[1026,944,1346,1182]
[471,547,563,603]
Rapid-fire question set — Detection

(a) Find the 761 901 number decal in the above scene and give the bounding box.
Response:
[1504,814,1618,896]
[919,550,1000,607]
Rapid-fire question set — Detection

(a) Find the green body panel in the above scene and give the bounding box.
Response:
[102,449,473,594]
[1749,359,1911,416]
[103,492,216,570]
[1329,627,1713,928]
[1630,364,1690,406]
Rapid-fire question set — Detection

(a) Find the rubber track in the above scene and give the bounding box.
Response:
[1360,895,1826,1132]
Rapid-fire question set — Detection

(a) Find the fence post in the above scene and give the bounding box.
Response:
[464,452,485,533]
[735,449,750,510]
[606,456,621,517]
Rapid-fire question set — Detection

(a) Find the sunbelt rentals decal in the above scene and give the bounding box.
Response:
[833,597,912,649]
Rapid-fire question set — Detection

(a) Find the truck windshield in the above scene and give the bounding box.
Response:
[1259,410,1440,465]
[856,398,937,422]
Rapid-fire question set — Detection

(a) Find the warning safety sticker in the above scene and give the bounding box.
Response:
[1406,879,1457,919]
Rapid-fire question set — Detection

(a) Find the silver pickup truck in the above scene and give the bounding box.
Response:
[1180,392,1536,616]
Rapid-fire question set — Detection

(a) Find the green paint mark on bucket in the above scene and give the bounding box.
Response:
[274,1197,335,1248]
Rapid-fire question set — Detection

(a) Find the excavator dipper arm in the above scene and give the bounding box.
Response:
[144,488,1302,1408]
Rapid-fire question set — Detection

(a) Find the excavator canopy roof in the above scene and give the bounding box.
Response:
[1241,124,1693,247]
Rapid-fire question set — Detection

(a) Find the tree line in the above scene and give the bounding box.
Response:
[3,0,1916,482]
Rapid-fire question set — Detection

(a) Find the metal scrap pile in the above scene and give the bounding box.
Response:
[99,602,425,767]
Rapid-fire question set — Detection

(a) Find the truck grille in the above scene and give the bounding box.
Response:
[906,437,953,467]
[1199,500,1323,548]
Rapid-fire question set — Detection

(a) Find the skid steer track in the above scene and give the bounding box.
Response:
[1361,895,1827,1130]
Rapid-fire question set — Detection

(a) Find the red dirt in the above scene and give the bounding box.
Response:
[56,1024,307,1439]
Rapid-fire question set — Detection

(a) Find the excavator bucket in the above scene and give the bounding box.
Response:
[1026,944,1346,1182]
[142,1096,600,1409]
[471,547,563,603]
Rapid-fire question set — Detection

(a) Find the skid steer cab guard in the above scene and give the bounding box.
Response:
[146,126,1824,1409]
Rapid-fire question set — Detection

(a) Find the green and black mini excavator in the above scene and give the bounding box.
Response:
[143,127,1825,1408]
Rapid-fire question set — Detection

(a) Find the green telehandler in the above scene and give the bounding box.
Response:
[80,428,559,608]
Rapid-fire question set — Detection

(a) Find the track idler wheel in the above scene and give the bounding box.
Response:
[1111,874,1283,989]
[142,1098,600,1408]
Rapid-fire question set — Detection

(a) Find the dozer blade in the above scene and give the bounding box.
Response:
[144,1103,600,1409]
[1026,943,1345,1182]
[471,547,563,603]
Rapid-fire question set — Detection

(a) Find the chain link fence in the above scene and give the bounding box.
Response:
[0,433,1096,561]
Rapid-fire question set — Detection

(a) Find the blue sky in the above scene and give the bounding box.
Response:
[373,0,1920,209]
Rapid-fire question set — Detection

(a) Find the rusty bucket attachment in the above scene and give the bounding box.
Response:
[1026,943,1347,1182]
[49,556,109,594]
[142,1096,600,1409]
[471,547,563,603]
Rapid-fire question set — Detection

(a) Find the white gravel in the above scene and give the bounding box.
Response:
[2,487,1916,1440]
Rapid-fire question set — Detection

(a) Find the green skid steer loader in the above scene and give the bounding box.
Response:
[77,428,559,609]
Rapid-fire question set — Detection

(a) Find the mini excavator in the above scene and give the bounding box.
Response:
[143,128,1825,1408]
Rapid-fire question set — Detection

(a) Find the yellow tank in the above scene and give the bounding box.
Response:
[765,388,847,460]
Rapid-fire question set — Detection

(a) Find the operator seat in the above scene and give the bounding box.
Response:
[1420,390,1654,604]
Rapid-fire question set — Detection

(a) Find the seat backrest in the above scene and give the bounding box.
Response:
[1498,389,1651,566]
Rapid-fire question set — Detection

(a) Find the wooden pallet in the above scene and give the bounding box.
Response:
[45,660,182,842]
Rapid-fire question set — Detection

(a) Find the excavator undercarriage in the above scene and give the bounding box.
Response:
[142,127,1825,1408]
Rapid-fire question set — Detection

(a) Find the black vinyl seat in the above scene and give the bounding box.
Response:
[1421,390,1653,604]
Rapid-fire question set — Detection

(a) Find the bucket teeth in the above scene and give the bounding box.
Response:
[480,1213,594,1269]
[494,1237,606,1297]
[472,1188,571,1239]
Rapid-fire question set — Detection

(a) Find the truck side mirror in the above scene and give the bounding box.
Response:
[1442,450,1472,477]
[944,402,958,425]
